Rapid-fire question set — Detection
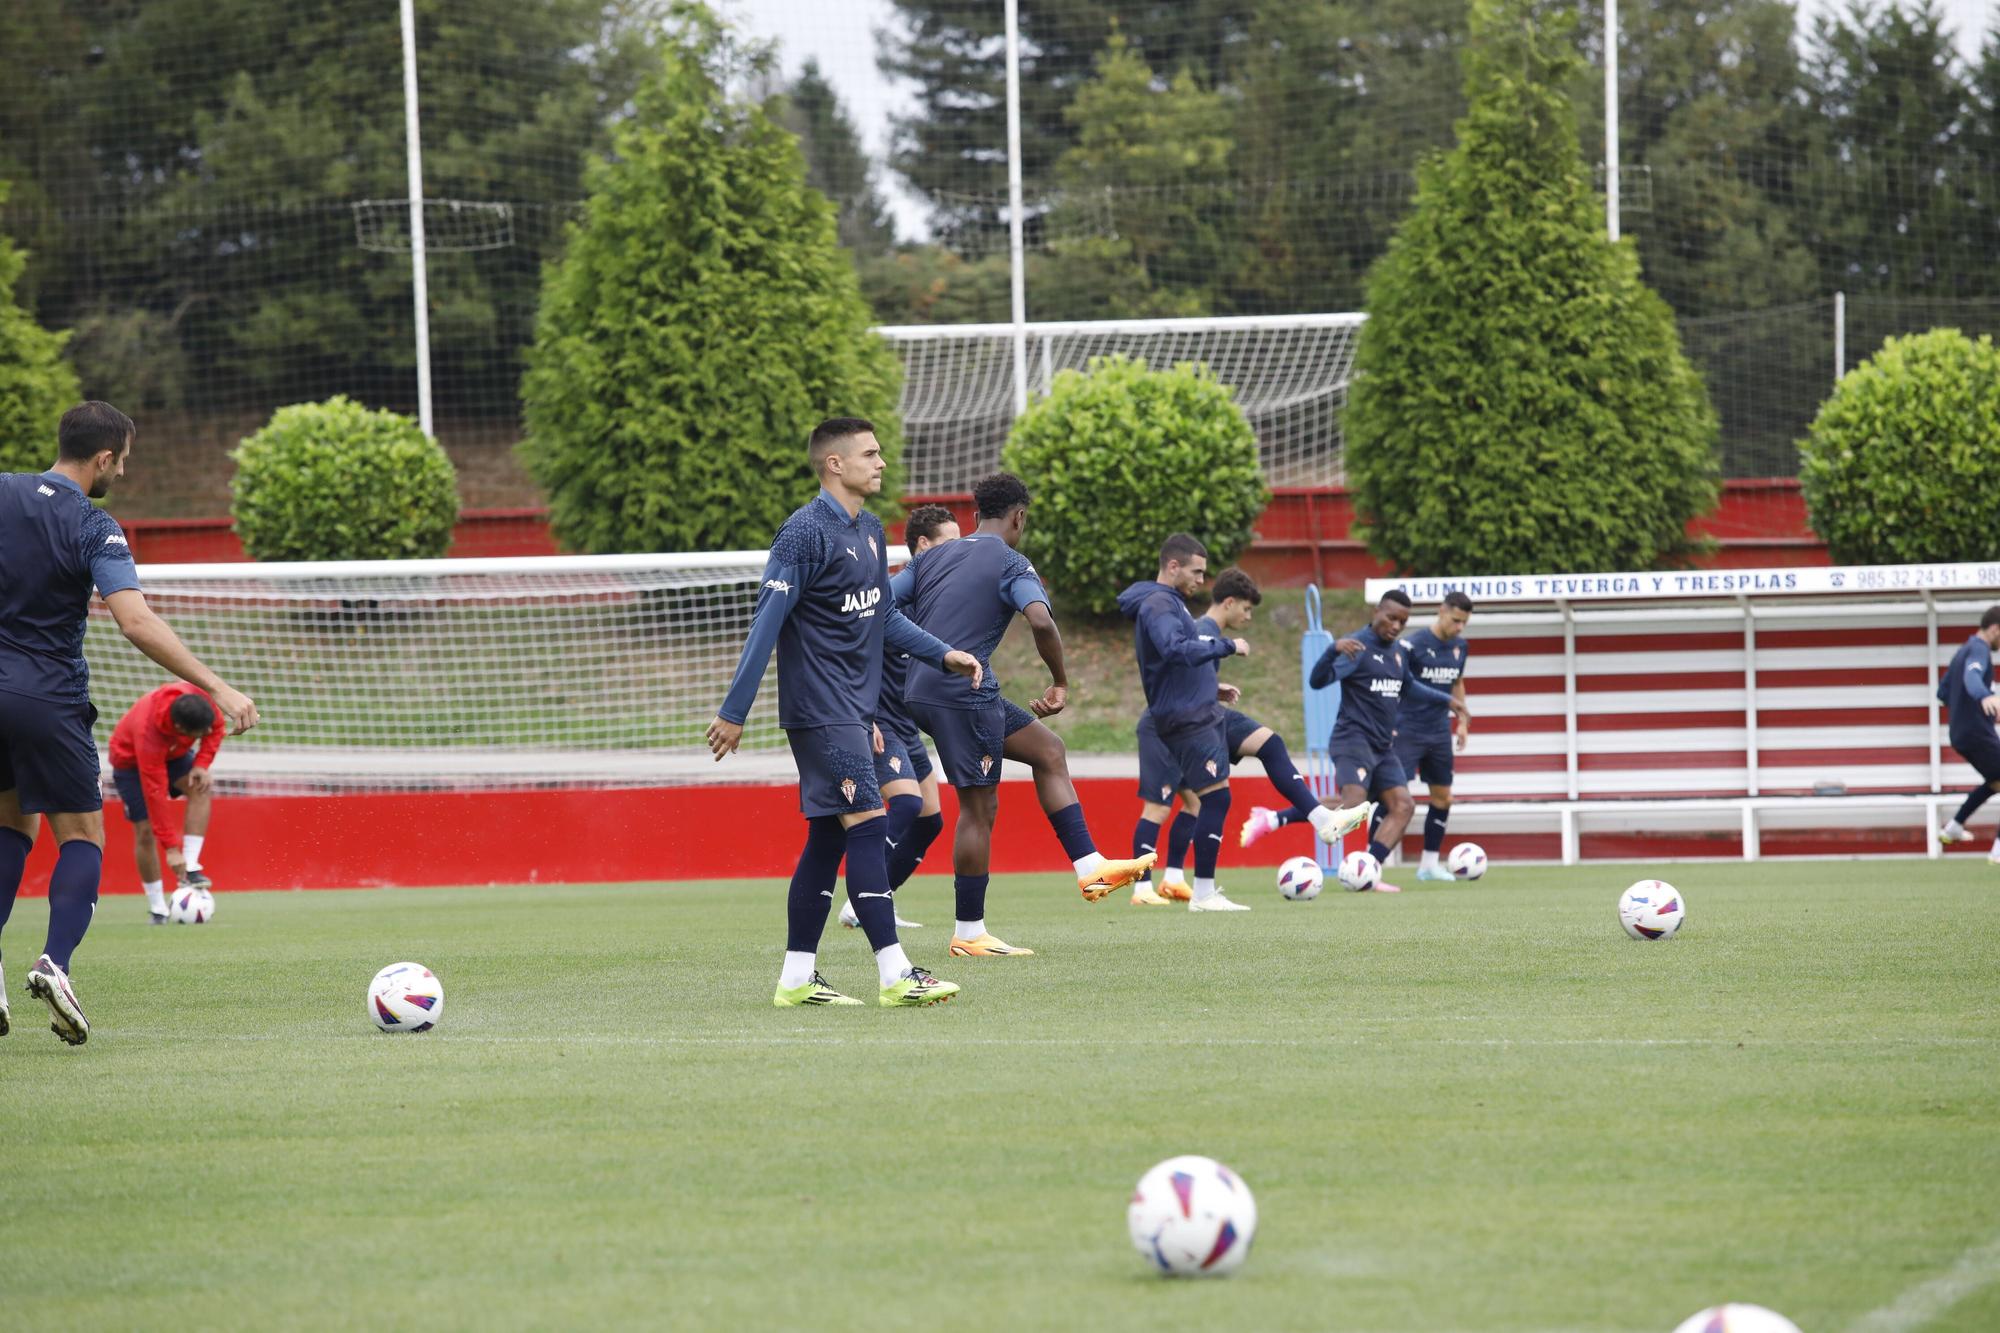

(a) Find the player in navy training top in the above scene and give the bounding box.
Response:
[1935,605,2000,861]
[0,402,259,1045]
[1118,534,1245,910]
[1391,590,1474,883]
[707,418,981,1009]
[899,472,1153,956]
[1308,589,1464,892]
[836,503,960,934]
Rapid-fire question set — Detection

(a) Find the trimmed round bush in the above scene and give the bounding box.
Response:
[1002,355,1266,617]
[231,397,459,562]
[1800,329,2000,566]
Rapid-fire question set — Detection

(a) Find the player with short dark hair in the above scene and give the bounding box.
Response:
[1390,591,1475,882]
[1308,590,1465,893]
[900,472,1153,956]
[1936,604,2000,861]
[838,502,960,932]
[110,683,227,922]
[708,418,982,1007]
[0,402,259,1045]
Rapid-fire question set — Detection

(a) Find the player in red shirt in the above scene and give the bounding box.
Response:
[109,683,225,923]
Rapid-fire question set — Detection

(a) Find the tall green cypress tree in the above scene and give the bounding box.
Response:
[520,6,902,554]
[1344,0,1718,575]
[0,181,81,475]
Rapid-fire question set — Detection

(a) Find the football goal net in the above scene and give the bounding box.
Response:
[82,552,900,794]
[877,313,1366,494]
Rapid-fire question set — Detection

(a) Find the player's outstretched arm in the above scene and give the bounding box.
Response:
[1023,602,1068,717]
[102,590,259,733]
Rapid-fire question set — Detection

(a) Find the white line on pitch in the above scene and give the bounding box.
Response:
[1844,1232,2000,1333]
[105,1032,2000,1049]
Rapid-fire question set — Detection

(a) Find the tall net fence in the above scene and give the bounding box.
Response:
[3,0,1996,514]
[80,553,833,793]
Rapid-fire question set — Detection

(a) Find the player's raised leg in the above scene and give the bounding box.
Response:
[1002,715,1154,903]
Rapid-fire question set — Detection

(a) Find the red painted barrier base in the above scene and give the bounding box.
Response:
[13,780,1961,898]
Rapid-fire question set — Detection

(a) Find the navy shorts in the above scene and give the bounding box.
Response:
[1136,713,1179,802]
[0,690,102,815]
[787,723,882,818]
[1953,726,2000,784]
[113,751,197,825]
[1222,709,1266,759]
[910,697,1034,789]
[1394,730,1455,788]
[875,706,933,786]
[1157,718,1231,794]
[1331,737,1407,795]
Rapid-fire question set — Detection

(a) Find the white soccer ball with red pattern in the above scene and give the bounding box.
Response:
[167,885,214,924]
[1671,1304,1800,1333]
[1275,855,1324,901]
[368,962,445,1033]
[1128,1154,1257,1277]
[1337,849,1381,892]
[1446,842,1488,880]
[1619,880,1686,940]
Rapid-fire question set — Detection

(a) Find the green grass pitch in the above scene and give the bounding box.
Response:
[2,860,1996,1331]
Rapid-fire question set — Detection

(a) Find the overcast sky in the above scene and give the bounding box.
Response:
[719,0,1998,239]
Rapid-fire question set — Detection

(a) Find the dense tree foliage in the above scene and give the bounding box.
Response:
[1344,0,1719,574]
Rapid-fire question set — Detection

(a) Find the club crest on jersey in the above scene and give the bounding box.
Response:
[868,535,879,561]
[980,755,994,776]
[1204,759,1218,777]
[1357,766,1369,782]
[1160,785,1172,800]
[839,587,882,615]
[840,778,857,803]
[888,755,902,773]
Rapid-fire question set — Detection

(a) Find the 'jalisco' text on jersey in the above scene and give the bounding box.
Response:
[1309,623,1454,752]
[719,490,953,730]
[1396,626,1469,738]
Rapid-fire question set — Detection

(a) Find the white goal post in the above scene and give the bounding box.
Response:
[82,552,906,795]
[876,312,1366,494]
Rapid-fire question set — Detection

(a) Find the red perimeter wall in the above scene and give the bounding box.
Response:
[118,481,1825,581]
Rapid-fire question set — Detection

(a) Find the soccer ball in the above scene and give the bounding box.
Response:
[368,962,445,1033]
[1446,842,1488,880]
[1276,855,1324,901]
[1127,1154,1258,1277]
[1671,1305,1801,1333]
[1337,849,1381,892]
[167,886,215,924]
[1618,880,1686,940]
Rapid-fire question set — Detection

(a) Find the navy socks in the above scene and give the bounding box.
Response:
[1168,810,1197,874]
[1193,787,1232,880]
[1424,805,1450,853]
[0,826,31,955]
[1256,735,1320,820]
[841,817,899,952]
[785,816,847,953]
[43,840,102,973]
[1047,802,1096,863]
[889,811,944,889]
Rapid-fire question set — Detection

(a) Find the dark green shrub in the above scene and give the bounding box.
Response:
[1003,355,1265,617]
[1799,329,2000,564]
[520,7,901,554]
[1344,0,1718,575]
[231,397,458,561]
[0,181,82,475]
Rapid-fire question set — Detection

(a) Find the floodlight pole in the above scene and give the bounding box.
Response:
[1004,0,1029,416]
[400,0,435,437]
[1604,0,1620,242]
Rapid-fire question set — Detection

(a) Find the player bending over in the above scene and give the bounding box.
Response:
[1936,604,2000,863]
[1308,589,1464,893]
[1386,591,1474,882]
[900,472,1153,957]
[110,682,227,922]
[839,503,961,931]
[707,418,981,1008]
[0,402,258,1045]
